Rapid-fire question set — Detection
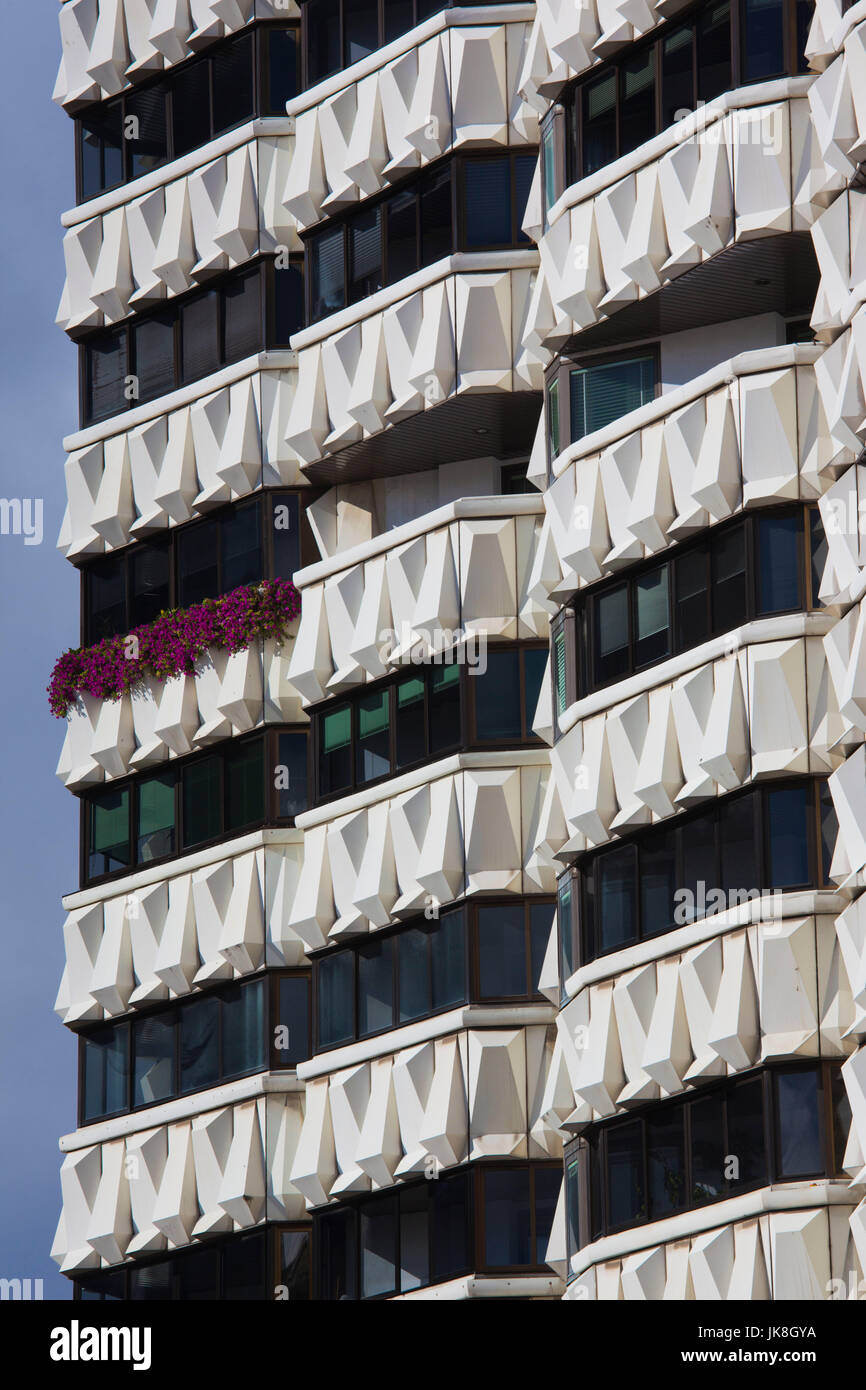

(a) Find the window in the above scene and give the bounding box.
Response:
[547,350,657,462]
[559,778,835,969]
[82,491,307,644]
[75,24,300,202]
[313,647,545,803]
[313,899,551,1051]
[78,973,310,1123]
[560,0,809,188]
[81,729,308,886]
[565,1063,845,1257]
[561,505,825,703]
[314,1163,557,1299]
[303,151,536,323]
[302,0,505,87]
[72,1226,310,1301]
[80,258,303,426]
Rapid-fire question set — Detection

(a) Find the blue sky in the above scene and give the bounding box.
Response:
[0,3,82,1298]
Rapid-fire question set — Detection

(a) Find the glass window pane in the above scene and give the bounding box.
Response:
[597,844,637,952]
[318,1209,356,1301]
[358,937,394,1037]
[272,493,300,579]
[621,47,656,156]
[87,330,129,423]
[277,732,308,819]
[810,508,827,608]
[395,675,426,769]
[720,792,757,895]
[766,785,809,887]
[223,1230,266,1300]
[542,120,557,215]
[182,755,221,849]
[820,781,837,885]
[89,787,130,878]
[582,71,617,176]
[181,290,221,383]
[757,513,801,615]
[83,1026,129,1122]
[225,739,264,833]
[742,0,784,82]
[420,165,452,265]
[776,1068,822,1177]
[266,27,300,113]
[170,59,211,157]
[478,903,527,998]
[125,83,168,180]
[318,951,355,1048]
[320,704,352,796]
[87,558,126,641]
[277,975,311,1067]
[681,812,718,917]
[570,355,656,441]
[309,225,345,321]
[399,1185,429,1292]
[523,647,547,737]
[178,518,218,607]
[697,0,732,102]
[832,1067,852,1175]
[675,544,709,650]
[429,661,461,753]
[464,157,511,247]
[278,1230,310,1301]
[136,770,175,863]
[711,524,747,634]
[130,1262,172,1300]
[634,565,670,666]
[662,24,694,127]
[558,874,576,984]
[640,830,676,937]
[547,377,560,458]
[594,584,629,685]
[177,1246,219,1300]
[344,0,379,67]
[533,1167,561,1264]
[529,902,553,994]
[432,1171,470,1280]
[223,268,262,364]
[431,908,467,1010]
[133,312,175,403]
[180,996,220,1093]
[307,0,341,85]
[272,261,304,343]
[132,1013,176,1107]
[691,1091,726,1201]
[361,1197,397,1299]
[222,979,265,1079]
[220,502,261,593]
[212,32,254,136]
[647,1107,686,1219]
[386,188,419,286]
[565,1148,581,1263]
[384,0,414,43]
[356,689,391,783]
[726,1076,766,1188]
[130,541,170,628]
[348,206,383,304]
[514,153,535,243]
[606,1120,645,1228]
[398,927,430,1023]
[484,1169,531,1266]
[78,115,107,200]
[474,650,521,741]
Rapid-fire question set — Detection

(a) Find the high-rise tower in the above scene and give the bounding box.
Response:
[50,0,866,1303]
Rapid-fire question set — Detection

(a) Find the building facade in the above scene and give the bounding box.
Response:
[49,0,866,1301]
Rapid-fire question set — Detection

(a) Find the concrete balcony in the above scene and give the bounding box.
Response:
[52,1083,306,1274]
[56,829,307,1025]
[288,494,550,703]
[285,256,544,482]
[526,82,842,357]
[54,0,297,111]
[283,7,537,231]
[59,354,304,559]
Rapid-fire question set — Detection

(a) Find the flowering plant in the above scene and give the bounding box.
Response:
[48,579,301,719]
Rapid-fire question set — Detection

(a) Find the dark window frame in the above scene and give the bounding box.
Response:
[76,969,312,1125]
[557,776,836,971]
[74,21,301,204]
[80,726,311,888]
